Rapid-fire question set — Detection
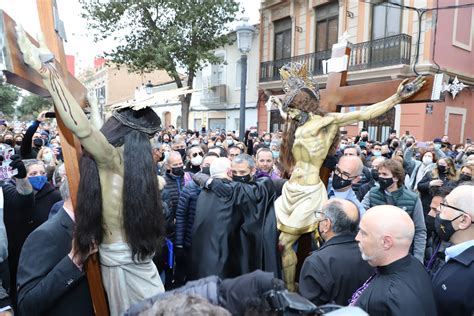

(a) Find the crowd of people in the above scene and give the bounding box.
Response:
[0,110,473,315]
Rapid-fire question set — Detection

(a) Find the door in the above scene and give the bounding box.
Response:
[364,107,395,142]
[208,118,226,131]
[448,113,463,144]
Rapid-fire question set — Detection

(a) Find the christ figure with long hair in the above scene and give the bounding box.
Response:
[17,29,166,314]
[268,63,425,291]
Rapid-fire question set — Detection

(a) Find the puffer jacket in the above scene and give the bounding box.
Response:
[175,181,201,248]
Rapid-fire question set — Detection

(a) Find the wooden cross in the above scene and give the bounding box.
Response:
[0,2,109,314]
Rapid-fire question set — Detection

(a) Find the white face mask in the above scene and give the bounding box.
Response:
[422,156,432,165]
[43,152,53,162]
[191,156,203,166]
[191,140,200,146]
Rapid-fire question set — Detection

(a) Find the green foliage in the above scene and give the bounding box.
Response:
[18,94,51,120]
[80,0,240,129]
[0,84,19,118]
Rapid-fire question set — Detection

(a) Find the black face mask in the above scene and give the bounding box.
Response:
[171,166,184,177]
[190,164,201,173]
[4,139,13,146]
[361,136,368,142]
[15,140,22,146]
[392,142,399,148]
[33,138,43,147]
[332,174,352,190]
[459,174,472,182]
[437,165,447,174]
[177,148,186,158]
[378,177,394,190]
[371,169,379,182]
[405,141,413,148]
[466,151,474,157]
[233,174,252,183]
[201,166,210,175]
[425,215,436,234]
[435,214,462,242]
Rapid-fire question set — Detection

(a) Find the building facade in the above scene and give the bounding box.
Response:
[189,27,260,132]
[257,0,473,143]
[79,58,173,109]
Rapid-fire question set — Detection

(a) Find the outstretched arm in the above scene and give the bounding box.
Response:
[329,77,425,127]
[16,27,114,165]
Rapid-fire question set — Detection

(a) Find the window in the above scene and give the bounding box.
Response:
[371,0,402,39]
[194,119,202,130]
[208,118,226,131]
[274,17,292,60]
[315,2,339,52]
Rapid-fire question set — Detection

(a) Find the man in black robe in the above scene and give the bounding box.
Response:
[190,155,281,280]
[352,205,436,315]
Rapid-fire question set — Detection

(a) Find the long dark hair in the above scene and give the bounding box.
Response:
[75,108,165,262]
[280,88,339,174]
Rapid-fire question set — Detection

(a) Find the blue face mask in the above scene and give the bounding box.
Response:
[28,175,48,191]
[434,143,442,150]
[272,151,280,159]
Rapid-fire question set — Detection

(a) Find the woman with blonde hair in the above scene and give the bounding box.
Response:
[37,147,59,181]
[458,162,473,183]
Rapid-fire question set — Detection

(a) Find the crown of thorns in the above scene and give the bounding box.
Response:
[112,110,160,135]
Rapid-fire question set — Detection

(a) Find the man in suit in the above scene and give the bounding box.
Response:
[298,198,373,305]
[16,179,95,316]
[432,184,474,316]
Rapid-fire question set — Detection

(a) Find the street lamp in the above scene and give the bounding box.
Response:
[145,80,153,95]
[236,17,255,141]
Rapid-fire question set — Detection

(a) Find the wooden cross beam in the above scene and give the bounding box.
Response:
[0,3,109,315]
[319,43,443,113]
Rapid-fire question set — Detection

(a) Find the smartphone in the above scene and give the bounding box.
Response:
[417,142,428,148]
[45,112,56,118]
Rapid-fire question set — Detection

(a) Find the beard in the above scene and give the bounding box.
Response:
[359,245,380,266]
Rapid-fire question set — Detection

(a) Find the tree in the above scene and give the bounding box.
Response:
[80,0,240,129]
[0,84,19,118]
[18,93,52,120]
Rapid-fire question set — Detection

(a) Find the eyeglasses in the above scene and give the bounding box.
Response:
[191,152,204,158]
[313,210,327,221]
[335,166,358,181]
[440,202,474,223]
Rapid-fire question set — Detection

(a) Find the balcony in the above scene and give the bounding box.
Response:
[200,84,227,106]
[259,33,412,82]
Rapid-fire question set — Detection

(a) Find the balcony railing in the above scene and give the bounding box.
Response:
[259,33,412,82]
[200,84,227,105]
[349,33,412,71]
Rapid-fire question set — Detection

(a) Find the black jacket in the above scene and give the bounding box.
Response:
[417,173,457,215]
[191,178,281,280]
[299,233,374,306]
[17,208,94,316]
[20,120,41,160]
[175,181,201,248]
[432,245,474,316]
[2,181,61,306]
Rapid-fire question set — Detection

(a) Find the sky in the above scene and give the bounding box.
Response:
[0,0,261,74]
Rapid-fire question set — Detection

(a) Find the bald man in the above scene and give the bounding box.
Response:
[328,155,366,216]
[432,185,474,316]
[351,205,436,315]
[298,199,373,306]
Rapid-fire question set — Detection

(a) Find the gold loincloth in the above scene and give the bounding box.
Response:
[274,181,328,235]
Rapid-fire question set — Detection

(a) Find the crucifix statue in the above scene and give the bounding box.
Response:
[0,2,111,315]
[14,15,168,316]
[268,38,433,290]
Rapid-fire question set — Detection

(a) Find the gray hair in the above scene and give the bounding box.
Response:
[234,153,256,169]
[23,159,45,171]
[52,163,66,188]
[323,200,359,234]
[59,178,70,200]
[210,157,231,179]
[343,145,361,156]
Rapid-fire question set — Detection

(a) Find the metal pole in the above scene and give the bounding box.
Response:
[239,54,247,141]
